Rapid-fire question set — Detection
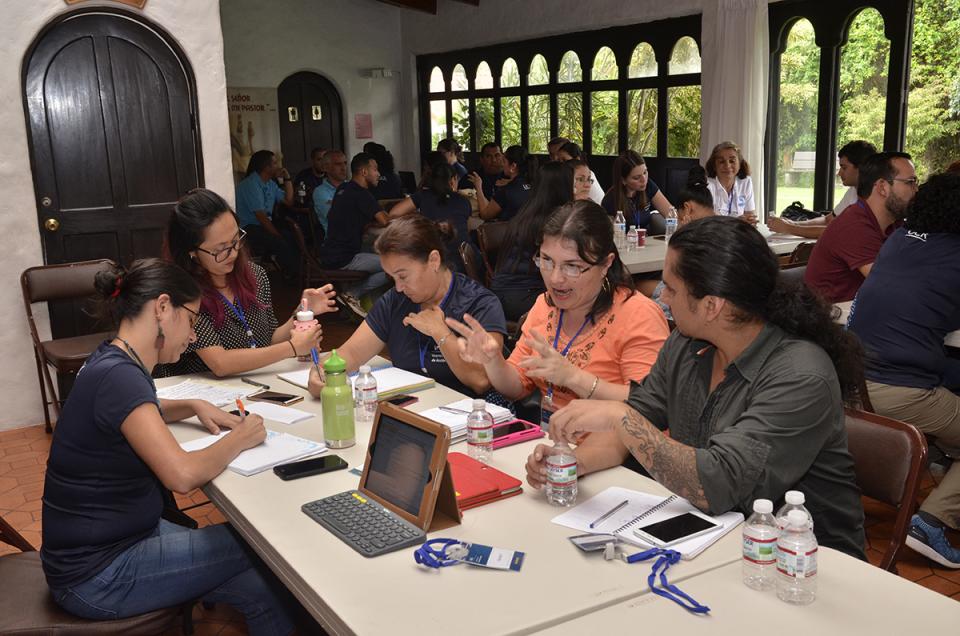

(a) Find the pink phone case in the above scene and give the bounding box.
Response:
[491,419,544,449]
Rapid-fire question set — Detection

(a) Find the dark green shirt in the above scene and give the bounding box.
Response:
[627,323,866,559]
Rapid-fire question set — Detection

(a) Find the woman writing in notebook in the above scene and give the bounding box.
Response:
[41,259,296,634]
[156,188,337,378]
[446,200,670,486]
[307,215,507,400]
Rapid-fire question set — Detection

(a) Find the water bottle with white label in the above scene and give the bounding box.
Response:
[545,441,578,506]
[742,498,778,590]
[466,399,494,464]
[353,365,378,425]
[613,210,626,248]
[776,510,818,605]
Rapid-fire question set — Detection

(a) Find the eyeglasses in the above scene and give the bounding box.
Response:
[180,305,200,330]
[575,176,595,185]
[889,177,919,188]
[533,255,593,279]
[195,229,246,263]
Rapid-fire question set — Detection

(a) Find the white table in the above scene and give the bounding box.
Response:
[535,547,960,634]
[165,360,743,635]
[619,233,812,275]
[834,300,960,347]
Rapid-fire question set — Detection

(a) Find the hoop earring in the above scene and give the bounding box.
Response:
[601,277,611,294]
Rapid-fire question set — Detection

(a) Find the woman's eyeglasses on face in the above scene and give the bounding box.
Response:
[575,176,595,185]
[533,255,593,279]
[195,229,246,263]
[180,305,200,330]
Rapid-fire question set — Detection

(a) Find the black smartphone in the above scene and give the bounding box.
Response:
[381,394,418,407]
[249,390,303,406]
[273,455,348,480]
[633,512,720,547]
[492,421,531,438]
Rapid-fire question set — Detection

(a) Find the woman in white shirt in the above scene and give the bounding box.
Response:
[706,141,757,225]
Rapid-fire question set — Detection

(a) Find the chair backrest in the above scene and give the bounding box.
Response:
[844,407,927,571]
[476,221,511,278]
[778,263,806,286]
[21,259,115,304]
[459,242,484,285]
[788,241,816,264]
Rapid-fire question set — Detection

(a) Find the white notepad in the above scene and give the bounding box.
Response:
[277,364,434,398]
[244,401,313,425]
[551,486,743,559]
[419,399,514,436]
[157,380,253,407]
[180,429,325,476]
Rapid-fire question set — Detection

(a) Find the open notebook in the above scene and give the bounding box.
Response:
[180,429,325,477]
[277,364,434,398]
[551,486,743,559]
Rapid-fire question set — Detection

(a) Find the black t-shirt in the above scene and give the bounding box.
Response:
[601,179,661,230]
[492,176,532,222]
[491,245,545,293]
[848,227,960,389]
[372,172,403,199]
[411,190,472,250]
[322,180,380,268]
[365,273,507,397]
[41,343,163,589]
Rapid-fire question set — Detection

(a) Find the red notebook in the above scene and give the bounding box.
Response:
[448,452,523,511]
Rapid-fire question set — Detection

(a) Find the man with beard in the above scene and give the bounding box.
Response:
[804,152,917,303]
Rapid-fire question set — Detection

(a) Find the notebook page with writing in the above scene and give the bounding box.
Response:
[180,429,326,476]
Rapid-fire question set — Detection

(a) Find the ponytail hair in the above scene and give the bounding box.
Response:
[93,258,200,325]
[668,216,863,404]
[374,214,456,264]
[504,145,538,184]
[675,165,714,210]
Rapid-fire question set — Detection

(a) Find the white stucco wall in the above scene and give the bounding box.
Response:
[0,0,232,431]
[219,0,406,164]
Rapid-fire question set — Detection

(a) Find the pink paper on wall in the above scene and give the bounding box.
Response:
[354,114,373,139]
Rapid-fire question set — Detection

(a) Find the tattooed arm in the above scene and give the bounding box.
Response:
[617,408,709,510]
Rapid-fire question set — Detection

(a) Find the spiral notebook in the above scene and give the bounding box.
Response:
[551,486,743,559]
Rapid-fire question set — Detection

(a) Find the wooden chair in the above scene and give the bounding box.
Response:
[778,262,806,286]
[284,217,369,293]
[844,407,928,571]
[459,242,484,285]
[787,241,816,265]
[476,221,511,286]
[21,259,116,433]
[0,513,194,635]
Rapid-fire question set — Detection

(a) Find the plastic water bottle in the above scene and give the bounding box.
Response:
[614,210,626,248]
[776,490,813,532]
[626,226,638,251]
[664,216,678,242]
[466,399,494,463]
[353,365,378,425]
[545,441,578,506]
[742,498,779,591]
[776,510,818,605]
[296,181,307,206]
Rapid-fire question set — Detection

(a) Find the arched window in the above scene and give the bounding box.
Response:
[428,66,444,92]
[474,61,493,90]
[500,58,520,88]
[591,47,618,80]
[668,36,701,74]
[628,43,657,78]
[450,64,468,91]
[837,9,889,155]
[558,51,582,83]
[528,54,549,86]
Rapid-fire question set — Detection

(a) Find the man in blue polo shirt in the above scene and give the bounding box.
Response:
[312,150,348,242]
[848,171,960,569]
[235,149,299,274]
[321,152,390,315]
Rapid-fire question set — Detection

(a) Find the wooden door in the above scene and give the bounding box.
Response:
[24,11,202,338]
[278,71,344,177]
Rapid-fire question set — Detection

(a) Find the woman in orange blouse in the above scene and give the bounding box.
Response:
[447,200,669,486]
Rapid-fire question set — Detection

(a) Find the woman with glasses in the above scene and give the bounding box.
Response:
[490,161,573,322]
[155,188,336,378]
[41,259,296,633]
[447,200,669,484]
[556,142,604,204]
[569,160,595,202]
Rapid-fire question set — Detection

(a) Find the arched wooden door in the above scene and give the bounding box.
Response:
[24,10,202,337]
[278,71,344,177]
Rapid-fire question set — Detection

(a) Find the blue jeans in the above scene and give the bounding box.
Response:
[51,520,295,636]
[342,252,389,296]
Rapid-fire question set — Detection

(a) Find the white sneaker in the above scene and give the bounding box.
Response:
[338,292,367,318]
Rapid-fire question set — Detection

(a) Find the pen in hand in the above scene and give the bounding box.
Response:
[311,348,325,382]
[235,398,246,421]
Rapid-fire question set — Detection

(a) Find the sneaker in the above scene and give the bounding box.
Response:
[338,292,367,319]
[905,514,960,568]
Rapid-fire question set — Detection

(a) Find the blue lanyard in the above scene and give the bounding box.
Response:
[417,275,456,373]
[218,292,257,348]
[546,310,592,399]
[726,184,735,215]
[625,547,711,614]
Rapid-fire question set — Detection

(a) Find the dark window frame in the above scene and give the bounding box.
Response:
[765,0,914,212]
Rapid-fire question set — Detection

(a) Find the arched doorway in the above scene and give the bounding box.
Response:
[277,71,344,177]
[24,9,202,338]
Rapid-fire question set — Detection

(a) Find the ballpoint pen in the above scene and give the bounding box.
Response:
[311,348,324,381]
[241,377,270,390]
[235,398,246,420]
[589,499,629,529]
[438,405,471,415]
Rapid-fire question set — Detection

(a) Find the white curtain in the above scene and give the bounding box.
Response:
[700,0,770,214]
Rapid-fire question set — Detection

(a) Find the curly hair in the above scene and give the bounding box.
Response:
[668,216,863,404]
[905,172,960,234]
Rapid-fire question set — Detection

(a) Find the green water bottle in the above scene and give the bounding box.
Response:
[320,349,355,448]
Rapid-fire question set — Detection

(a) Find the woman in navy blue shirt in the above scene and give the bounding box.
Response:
[477,145,536,222]
[41,259,294,634]
[307,215,506,399]
[601,150,674,234]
